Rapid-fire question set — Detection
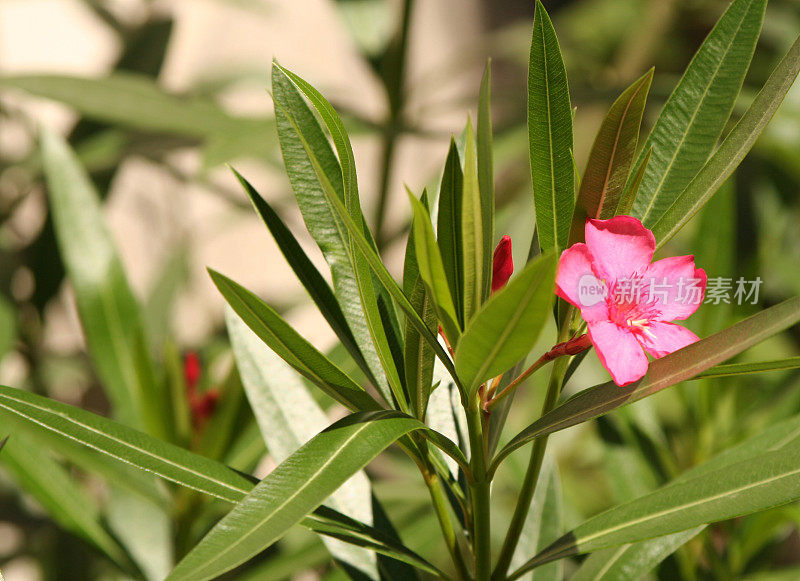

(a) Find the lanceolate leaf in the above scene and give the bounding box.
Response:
[455,252,557,396]
[517,415,800,572]
[438,139,465,325]
[461,118,484,322]
[40,129,166,439]
[494,296,800,470]
[268,74,461,388]
[409,193,461,344]
[477,61,495,301]
[615,147,651,216]
[225,308,378,579]
[529,0,575,252]
[0,384,433,571]
[230,168,374,385]
[692,357,800,380]
[569,69,653,245]
[563,528,703,581]
[404,193,438,420]
[166,412,426,581]
[0,385,254,503]
[631,0,767,227]
[271,62,397,407]
[210,270,381,413]
[651,34,800,246]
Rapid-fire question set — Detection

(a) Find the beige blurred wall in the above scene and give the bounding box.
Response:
[0,0,484,365]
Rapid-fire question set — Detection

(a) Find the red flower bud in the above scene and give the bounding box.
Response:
[491,235,513,292]
[190,390,219,427]
[183,351,201,392]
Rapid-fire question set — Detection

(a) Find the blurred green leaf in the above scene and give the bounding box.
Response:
[494,296,800,470]
[0,435,130,567]
[631,0,767,227]
[569,68,653,244]
[271,63,399,407]
[226,307,379,579]
[529,0,575,252]
[455,252,557,396]
[40,128,166,439]
[409,192,461,344]
[652,34,800,246]
[510,456,563,581]
[166,411,428,581]
[209,269,381,413]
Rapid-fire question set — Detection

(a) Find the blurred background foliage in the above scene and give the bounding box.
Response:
[0,0,799,579]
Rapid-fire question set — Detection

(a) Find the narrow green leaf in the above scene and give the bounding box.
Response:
[209,269,381,413]
[631,0,767,226]
[494,296,800,470]
[455,252,557,395]
[520,417,800,570]
[40,128,166,439]
[651,34,800,246]
[0,385,432,575]
[0,385,254,503]
[437,139,465,326]
[231,167,375,386]
[529,0,575,252]
[477,61,495,302]
[566,528,702,581]
[615,147,651,216]
[461,117,484,322]
[409,192,461,344]
[692,357,800,380]
[404,192,438,420]
[226,308,379,579]
[166,411,426,581]
[569,69,653,244]
[270,71,461,390]
[271,62,397,407]
[0,435,129,566]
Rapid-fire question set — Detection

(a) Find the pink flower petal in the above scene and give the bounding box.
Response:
[642,256,707,321]
[587,320,649,386]
[555,244,609,322]
[638,321,699,358]
[585,216,655,281]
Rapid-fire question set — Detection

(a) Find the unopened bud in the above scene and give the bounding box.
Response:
[491,235,513,292]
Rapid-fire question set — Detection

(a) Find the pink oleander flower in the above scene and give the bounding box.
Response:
[555,216,707,386]
[492,235,514,292]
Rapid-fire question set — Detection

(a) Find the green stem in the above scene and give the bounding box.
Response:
[491,312,575,580]
[423,465,471,581]
[374,0,414,250]
[467,396,491,580]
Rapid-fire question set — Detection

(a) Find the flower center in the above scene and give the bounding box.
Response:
[606,278,661,336]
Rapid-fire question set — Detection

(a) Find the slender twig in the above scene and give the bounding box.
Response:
[485,333,591,411]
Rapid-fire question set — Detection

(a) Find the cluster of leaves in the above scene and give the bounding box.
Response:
[2,0,800,580]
